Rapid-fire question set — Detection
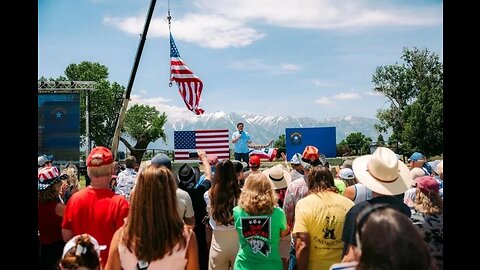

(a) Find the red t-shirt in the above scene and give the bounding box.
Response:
[38,200,63,245]
[62,186,129,267]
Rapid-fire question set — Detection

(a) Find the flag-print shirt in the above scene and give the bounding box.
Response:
[282,175,309,229]
[116,168,137,200]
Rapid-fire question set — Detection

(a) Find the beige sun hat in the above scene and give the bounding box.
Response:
[263,164,292,189]
[352,147,412,195]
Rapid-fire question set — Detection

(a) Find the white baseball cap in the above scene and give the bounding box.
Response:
[62,234,107,258]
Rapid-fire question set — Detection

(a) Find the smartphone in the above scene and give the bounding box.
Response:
[189,151,199,158]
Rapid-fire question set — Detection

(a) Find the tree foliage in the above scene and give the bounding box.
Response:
[336,132,373,156]
[121,104,168,162]
[41,61,170,161]
[64,61,125,148]
[336,140,351,157]
[376,134,385,147]
[274,134,286,158]
[274,134,286,148]
[372,47,443,156]
[345,132,372,155]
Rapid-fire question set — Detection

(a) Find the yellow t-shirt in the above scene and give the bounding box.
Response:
[293,192,354,270]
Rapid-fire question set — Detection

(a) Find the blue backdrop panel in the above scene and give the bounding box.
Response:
[286,127,336,159]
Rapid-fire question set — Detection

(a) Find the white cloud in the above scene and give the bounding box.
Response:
[312,79,338,87]
[229,59,301,74]
[334,92,361,100]
[104,13,264,49]
[364,91,383,97]
[314,97,335,107]
[229,59,270,71]
[280,64,301,71]
[138,89,148,94]
[129,94,192,121]
[195,0,442,30]
[103,0,440,49]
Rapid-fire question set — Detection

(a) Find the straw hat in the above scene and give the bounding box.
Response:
[263,164,291,189]
[352,147,412,195]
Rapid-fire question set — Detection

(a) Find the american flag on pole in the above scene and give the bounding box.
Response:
[170,33,204,115]
[174,129,230,160]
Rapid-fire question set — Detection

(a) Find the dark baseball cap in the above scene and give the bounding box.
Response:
[151,153,172,170]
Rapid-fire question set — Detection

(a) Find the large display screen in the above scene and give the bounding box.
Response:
[38,93,80,163]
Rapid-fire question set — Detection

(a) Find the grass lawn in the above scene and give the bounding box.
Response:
[79,175,86,189]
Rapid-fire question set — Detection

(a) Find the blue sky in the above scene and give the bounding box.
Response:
[38,0,442,121]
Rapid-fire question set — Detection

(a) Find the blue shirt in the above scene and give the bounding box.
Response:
[232,131,251,153]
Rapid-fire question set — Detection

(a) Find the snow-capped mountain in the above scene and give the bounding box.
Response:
[147,112,384,150]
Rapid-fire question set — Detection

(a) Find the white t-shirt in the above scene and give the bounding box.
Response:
[203,191,235,231]
[177,188,194,219]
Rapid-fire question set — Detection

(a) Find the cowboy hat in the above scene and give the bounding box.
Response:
[177,164,200,189]
[262,164,291,189]
[352,147,412,195]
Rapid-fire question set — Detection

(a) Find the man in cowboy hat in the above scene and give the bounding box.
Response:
[341,147,413,262]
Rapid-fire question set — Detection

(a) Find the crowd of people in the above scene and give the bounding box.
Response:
[38,123,443,270]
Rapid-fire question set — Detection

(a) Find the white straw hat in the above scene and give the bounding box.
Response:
[263,164,291,189]
[352,147,412,195]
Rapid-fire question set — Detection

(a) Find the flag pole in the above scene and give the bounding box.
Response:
[111,0,157,159]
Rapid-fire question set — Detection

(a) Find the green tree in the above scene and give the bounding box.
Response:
[120,104,168,162]
[376,134,385,147]
[336,140,351,157]
[345,132,372,155]
[274,134,286,148]
[64,61,125,147]
[274,134,286,158]
[372,47,443,156]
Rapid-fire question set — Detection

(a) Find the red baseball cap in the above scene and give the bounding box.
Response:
[416,176,439,194]
[302,146,319,162]
[87,146,114,167]
[249,155,261,167]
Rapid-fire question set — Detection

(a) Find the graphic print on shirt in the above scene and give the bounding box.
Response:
[241,216,271,256]
[322,214,337,240]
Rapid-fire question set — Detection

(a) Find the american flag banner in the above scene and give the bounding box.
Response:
[174,129,230,160]
[249,148,278,162]
[170,33,204,115]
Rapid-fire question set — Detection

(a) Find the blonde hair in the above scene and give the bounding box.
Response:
[87,163,113,178]
[63,167,79,188]
[415,189,443,215]
[238,173,278,215]
[138,160,151,174]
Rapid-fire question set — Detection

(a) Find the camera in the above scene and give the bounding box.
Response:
[189,151,199,158]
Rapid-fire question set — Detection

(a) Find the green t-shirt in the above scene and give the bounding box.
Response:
[233,206,287,270]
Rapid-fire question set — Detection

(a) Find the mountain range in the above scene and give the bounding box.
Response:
[146,112,385,150]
